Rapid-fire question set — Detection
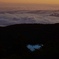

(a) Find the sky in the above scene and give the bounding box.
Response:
[0,0,59,10]
[0,0,59,4]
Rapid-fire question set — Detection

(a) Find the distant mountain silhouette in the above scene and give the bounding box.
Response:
[0,24,59,59]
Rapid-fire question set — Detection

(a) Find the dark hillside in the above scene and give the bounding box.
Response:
[0,24,59,59]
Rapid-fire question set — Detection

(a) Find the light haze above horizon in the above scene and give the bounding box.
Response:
[0,0,59,10]
[0,0,59,4]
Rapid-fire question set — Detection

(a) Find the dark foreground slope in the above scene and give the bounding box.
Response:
[0,24,59,59]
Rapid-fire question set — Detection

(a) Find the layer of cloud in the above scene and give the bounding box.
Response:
[0,10,59,27]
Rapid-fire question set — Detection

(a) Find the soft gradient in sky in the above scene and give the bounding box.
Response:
[0,0,59,10]
[0,0,59,4]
